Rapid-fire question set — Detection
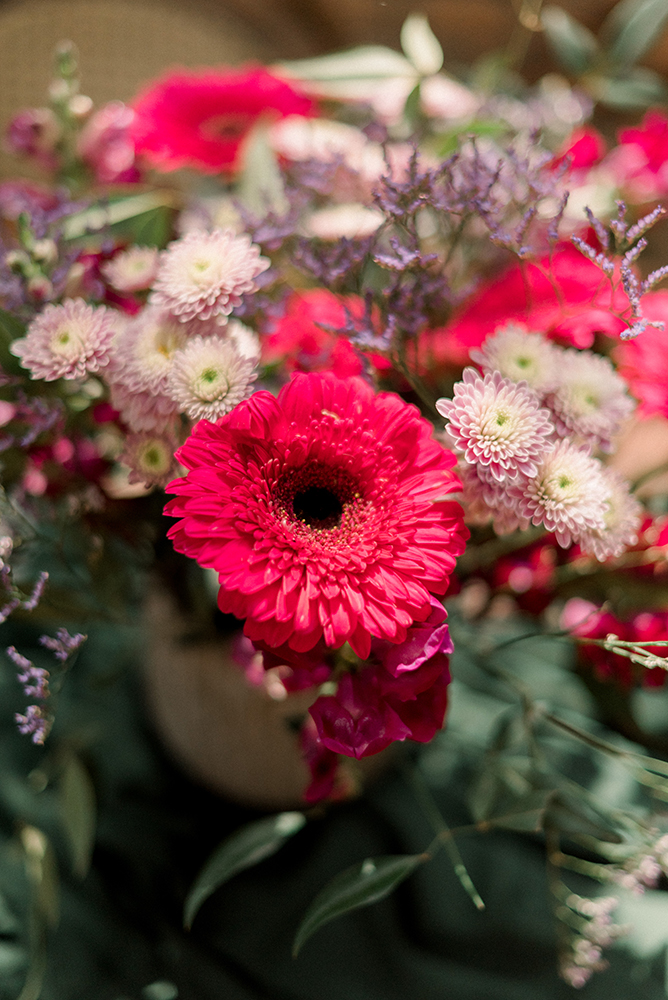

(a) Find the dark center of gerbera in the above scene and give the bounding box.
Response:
[292,486,344,530]
[200,113,252,142]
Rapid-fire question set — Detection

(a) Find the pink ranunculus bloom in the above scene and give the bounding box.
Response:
[130,67,315,175]
[419,242,631,371]
[608,110,668,202]
[77,102,141,185]
[309,647,451,759]
[261,289,380,378]
[165,372,468,659]
[613,291,668,419]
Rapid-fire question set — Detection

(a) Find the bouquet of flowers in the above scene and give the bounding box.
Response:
[3,4,668,995]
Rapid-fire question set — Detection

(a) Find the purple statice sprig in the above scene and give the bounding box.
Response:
[0,569,49,623]
[11,626,86,745]
[572,201,668,340]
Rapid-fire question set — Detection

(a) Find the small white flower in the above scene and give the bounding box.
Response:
[119,432,178,488]
[436,368,554,482]
[470,325,559,397]
[168,335,257,422]
[102,245,159,293]
[150,228,269,326]
[578,468,642,561]
[545,348,635,453]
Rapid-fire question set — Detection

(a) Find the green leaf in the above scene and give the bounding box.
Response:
[601,0,668,66]
[61,191,177,243]
[277,46,416,82]
[588,67,668,107]
[58,752,96,879]
[0,308,27,376]
[292,854,424,956]
[400,14,444,76]
[184,811,306,929]
[541,6,599,75]
[237,122,287,215]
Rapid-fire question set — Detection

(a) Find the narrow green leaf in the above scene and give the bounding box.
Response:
[58,752,96,879]
[277,46,415,82]
[292,854,424,956]
[400,14,444,76]
[184,811,306,929]
[61,191,177,241]
[541,6,599,75]
[601,0,668,66]
[589,67,668,107]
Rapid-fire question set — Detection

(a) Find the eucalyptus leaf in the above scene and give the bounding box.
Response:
[184,811,306,929]
[601,0,668,66]
[277,46,416,82]
[589,67,668,107]
[58,752,96,879]
[292,854,425,956]
[400,14,444,76]
[541,6,600,75]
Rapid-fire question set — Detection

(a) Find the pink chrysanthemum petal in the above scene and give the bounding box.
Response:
[436,368,554,482]
[102,245,159,293]
[150,229,269,326]
[509,440,608,549]
[469,324,560,397]
[10,298,117,381]
[167,335,257,421]
[578,468,642,561]
[166,373,468,656]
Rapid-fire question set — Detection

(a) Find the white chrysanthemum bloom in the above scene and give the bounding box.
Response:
[150,229,269,326]
[578,468,642,561]
[458,462,530,534]
[10,299,117,381]
[436,368,554,482]
[469,325,560,397]
[509,440,608,549]
[545,348,635,453]
[110,306,188,395]
[102,246,159,293]
[119,432,179,488]
[168,336,257,422]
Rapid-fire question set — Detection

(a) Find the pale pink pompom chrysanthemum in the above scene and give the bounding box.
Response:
[10,298,117,381]
[102,245,159,293]
[469,324,560,398]
[119,431,179,488]
[167,335,257,422]
[458,461,531,535]
[436,368,554,483]
[150,228,270,326]
[578,467,642,561]
[545,348,635,453]
[509,440,608,549]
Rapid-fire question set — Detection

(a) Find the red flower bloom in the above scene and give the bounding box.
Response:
[419,242,630,371]
[554,126,606,173]
[262,289,388,378]
[613,291,668,419]
[611,109,668,201]
[130,67,315,174]
[166,373,467,658]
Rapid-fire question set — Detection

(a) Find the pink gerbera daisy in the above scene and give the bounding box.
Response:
[165,373,468,658]
[150,229,269,326]
[10,298,117,381]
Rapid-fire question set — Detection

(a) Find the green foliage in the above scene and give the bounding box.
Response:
[183,811,306,930]
[57,751,96,879]
[541,6,599,75]
[292,854,425,956]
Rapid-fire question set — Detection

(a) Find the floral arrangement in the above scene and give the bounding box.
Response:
[3,5,668,995]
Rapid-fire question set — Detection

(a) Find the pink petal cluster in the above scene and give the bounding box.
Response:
[11,298,117,381]
[150,229,269,326]
[165,372,468,659]
[436,368,554,482]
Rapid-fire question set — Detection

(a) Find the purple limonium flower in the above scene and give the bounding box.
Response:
[8,644,50,699]
[15,704,52,745]
[39,627,87,662]
[22,570,49,611]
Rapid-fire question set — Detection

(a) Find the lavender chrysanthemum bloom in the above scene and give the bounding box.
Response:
[436,368,554,482]
[102,245,159,293]
[545,349,635,453]
[15,704,52,744]
[167,335,256,422]
[119,432,179,488]
[150,229,270,326]
[509,440,608,548]
[40,627,87,662]
[578,468,642,562]
[469,325,560,397]
[10,299,117,380]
